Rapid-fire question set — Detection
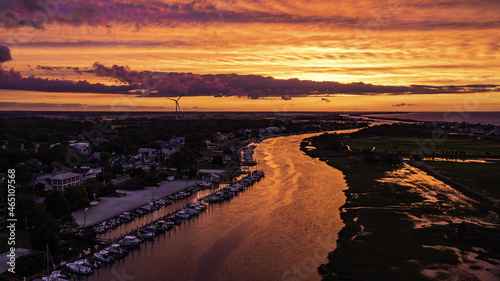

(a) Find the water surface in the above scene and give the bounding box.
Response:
[84,132,348,281]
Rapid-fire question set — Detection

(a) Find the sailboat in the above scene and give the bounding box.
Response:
[36,245,71,281]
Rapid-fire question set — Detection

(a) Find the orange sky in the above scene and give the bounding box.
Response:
[1,0,499,111]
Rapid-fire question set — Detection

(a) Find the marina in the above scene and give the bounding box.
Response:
[31,170,266,281]
[79,132,348,281]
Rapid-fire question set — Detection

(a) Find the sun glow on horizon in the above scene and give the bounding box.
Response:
[2,90,499,112]
[1,0,499,111]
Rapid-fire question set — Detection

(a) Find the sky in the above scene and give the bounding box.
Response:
[0,0,500,111]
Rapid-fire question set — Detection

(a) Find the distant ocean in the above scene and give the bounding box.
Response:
[364,112,500,126]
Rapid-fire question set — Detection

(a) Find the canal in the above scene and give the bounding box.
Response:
[85,132,349,281]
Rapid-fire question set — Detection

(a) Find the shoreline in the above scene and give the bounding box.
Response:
[302,133,500,281]
[72,179,198,226]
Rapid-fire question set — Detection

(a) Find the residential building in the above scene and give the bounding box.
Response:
[36,171,83,191]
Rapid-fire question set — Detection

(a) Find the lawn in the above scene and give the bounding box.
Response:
[344,136,500,157]
[426,161,500,199]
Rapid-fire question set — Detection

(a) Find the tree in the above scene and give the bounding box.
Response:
[59,214,79,234]
[212,155,223,165]
[101,183,116,196]
[84,179,102,201]
[142,171,160,187]
[28,205,59,252]
[34,182,46,193]
[16,252,46,277]
[11,163,33,188]
[63,186,90,211]
[44,191,71,218]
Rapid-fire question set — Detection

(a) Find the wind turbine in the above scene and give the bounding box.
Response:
[169,93,183,120]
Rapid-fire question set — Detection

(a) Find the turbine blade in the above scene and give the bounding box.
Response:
[177,92,184,101]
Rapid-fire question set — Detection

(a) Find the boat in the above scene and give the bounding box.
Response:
[203,195,222,203]
[184,208,199,216]
[66,263,93,275]
[175,210,191,220]
[93,251,115,264]
[109,243,129,256]
[41,244,72,280]
[120,235,142,247]
[73,258,101,269]
[199,181,212,189]
[41,270,71,281]
[136,229,156,240]
[106,246,126,259]
[41,277,67,281]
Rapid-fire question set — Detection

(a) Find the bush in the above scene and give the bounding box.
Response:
[63,186,90,211]
[16,252,46,277]
[44,191,71,218]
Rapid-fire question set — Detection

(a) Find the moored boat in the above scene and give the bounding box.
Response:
[66,263,93,275]
[94,251,115,263]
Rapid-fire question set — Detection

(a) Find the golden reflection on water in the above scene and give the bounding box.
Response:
[375,164,499,230]
[85,132,348,281]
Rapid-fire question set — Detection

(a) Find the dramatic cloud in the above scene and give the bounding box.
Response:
[1,0,499,30]
[0,68,131,93]
[0,101,167,110]
[0,45,12,63]
[3,62,499,98]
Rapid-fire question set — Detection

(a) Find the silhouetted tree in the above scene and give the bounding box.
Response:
[44,191,71,218]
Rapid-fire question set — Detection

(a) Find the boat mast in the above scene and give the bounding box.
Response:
[46,244,50,280]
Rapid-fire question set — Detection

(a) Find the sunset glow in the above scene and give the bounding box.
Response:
[1,0,500,111]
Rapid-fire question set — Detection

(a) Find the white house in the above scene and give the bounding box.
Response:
[36,171,83,191]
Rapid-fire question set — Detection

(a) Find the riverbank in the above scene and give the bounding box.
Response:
[302,133,500,281]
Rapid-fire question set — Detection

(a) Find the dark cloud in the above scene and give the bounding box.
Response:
[2,61,500,98]
[1,0,497,30]
[0,67,131,93]
[0,101,167,110]
[0,101,85,108]
[70,5,104,25]
[36,65,82,74]
[0,45,12,63]
[392,103,416,107]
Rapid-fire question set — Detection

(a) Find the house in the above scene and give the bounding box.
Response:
[36,171,83,191]
[169,136,185,146]
[161,146,179,158]
[137,148,158,163]
[112,155,141,170]
[69,141,90,153]
[72,164,102,182]
[215,132,228,142]
[489,127,500,136]
[223,155,232,164]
